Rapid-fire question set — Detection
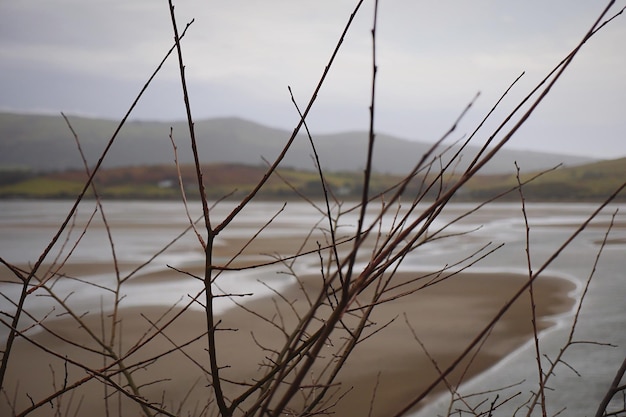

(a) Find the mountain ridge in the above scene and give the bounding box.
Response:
[0,112,597,175]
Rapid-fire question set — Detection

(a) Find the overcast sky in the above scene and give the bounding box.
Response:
[1,1,625,159]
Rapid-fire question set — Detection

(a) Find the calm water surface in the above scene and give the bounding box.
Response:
[1,200,624,416]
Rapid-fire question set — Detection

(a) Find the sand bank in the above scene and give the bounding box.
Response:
[1,265,576,417]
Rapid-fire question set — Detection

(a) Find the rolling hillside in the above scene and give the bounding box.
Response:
[0,112,596,176]
[463,157,626,201]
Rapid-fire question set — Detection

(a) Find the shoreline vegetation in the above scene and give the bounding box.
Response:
[2,158,626,202]
[1,253,577,417]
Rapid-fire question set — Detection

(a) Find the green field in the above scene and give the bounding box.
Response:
[1,158,625,202]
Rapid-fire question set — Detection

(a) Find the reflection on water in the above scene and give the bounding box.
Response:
[1,199,625,415]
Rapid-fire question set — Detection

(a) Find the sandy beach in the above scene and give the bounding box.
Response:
[1,258,576,417]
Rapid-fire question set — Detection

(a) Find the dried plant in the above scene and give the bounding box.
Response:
[1,1,625,417]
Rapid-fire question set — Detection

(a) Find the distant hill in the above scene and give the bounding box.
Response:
[463,157,626,201]
[1,158,625,202]
[0,112,596,175]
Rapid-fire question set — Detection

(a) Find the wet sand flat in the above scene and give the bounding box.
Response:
[1,262,575,417]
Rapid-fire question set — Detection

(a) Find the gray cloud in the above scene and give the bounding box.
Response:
[1,1,624,158]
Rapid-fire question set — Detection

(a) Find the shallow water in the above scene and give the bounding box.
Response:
[406,203,626,417]
[1,199,625,416]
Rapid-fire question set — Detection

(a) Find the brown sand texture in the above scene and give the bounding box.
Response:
[1,245,576,417]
